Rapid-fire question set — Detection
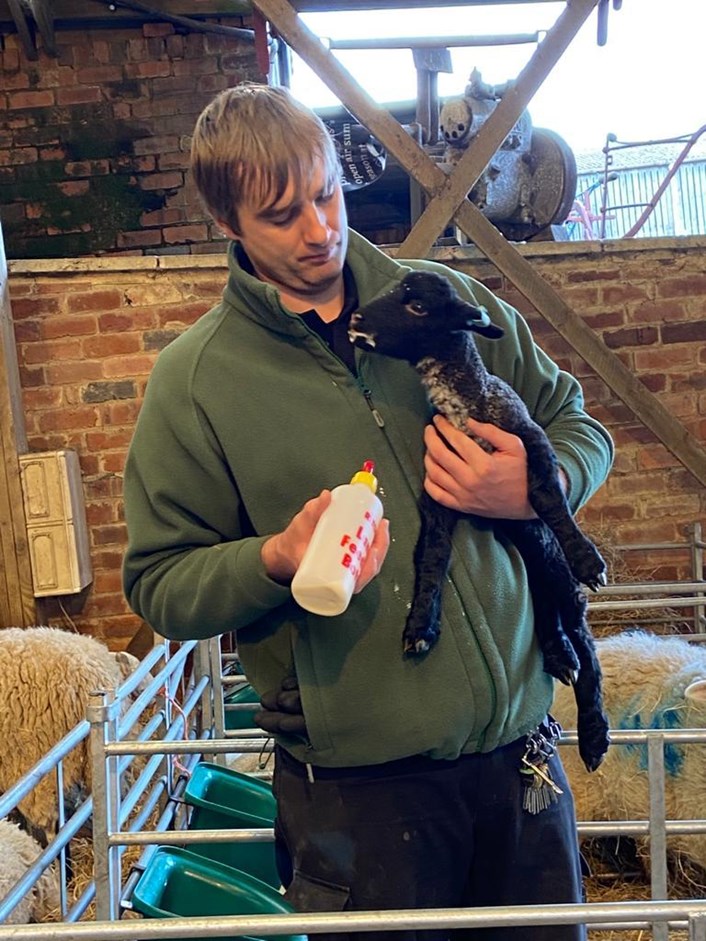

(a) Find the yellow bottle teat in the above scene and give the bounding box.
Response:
[350,460,378,493]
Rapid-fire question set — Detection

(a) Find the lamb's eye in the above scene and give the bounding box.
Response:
[406,300,428,317]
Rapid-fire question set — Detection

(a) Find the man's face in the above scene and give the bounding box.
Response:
[226,160,348,306]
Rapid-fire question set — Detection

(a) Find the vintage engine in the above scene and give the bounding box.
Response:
[439,69,577,240]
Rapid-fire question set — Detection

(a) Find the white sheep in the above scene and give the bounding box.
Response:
[552,630,706,869]
[0,818,60,924]
[0,627,140,846]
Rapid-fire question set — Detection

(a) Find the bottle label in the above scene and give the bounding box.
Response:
[339,510,375,580]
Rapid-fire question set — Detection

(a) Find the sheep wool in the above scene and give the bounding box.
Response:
[0,627,140,844]
[552,630,706,869]
[0,818,60,924]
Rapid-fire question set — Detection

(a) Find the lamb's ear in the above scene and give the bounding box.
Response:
[461,303,504,339]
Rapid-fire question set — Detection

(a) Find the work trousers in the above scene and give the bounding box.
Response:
[272,732,586,941]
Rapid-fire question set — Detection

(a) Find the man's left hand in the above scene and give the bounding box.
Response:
[423,414,535,519]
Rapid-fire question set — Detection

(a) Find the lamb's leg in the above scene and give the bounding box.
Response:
[555,577,611,772]
[403,494,458,655]
[501,520,580,685]
[521,423,606,590]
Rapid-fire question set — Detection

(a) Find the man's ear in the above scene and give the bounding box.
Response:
[216,219,239,240]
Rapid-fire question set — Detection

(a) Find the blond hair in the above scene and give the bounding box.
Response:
[191,83,339,233]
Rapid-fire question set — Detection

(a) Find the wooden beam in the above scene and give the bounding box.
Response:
[453,201,706,487]
[0,228,37,627]
[398,0,599,258]
[6,0,37,59]
[27,0,56,55]
[253,0,706,489]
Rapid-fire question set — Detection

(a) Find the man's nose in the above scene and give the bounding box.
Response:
[301,203,329,243]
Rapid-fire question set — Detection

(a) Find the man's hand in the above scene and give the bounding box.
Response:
[261,490,333,584]
[423,414,535,519]
[261,490,390,589]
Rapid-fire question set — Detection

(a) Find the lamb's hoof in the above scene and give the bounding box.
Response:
[402,625,439,657]
[404,637,431,656]
[578,718,611,772]
[542,638,580,686]
[570,545,608,592]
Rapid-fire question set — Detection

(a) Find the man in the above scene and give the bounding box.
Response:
[123,83,613,940]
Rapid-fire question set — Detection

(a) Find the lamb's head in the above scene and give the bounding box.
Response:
[348,270,503,362]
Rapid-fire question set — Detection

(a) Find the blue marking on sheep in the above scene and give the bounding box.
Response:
[618,703,685,775]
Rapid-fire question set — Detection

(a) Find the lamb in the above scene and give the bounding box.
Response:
[349,269,609,771]
[0,626,141,847]
[552,631,706,872]
[0,818,60,924]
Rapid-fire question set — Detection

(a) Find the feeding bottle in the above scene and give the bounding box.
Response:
[291,461,384,616]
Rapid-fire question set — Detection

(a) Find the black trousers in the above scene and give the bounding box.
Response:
[272,733,586,941]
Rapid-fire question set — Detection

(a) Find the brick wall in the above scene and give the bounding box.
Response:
[7,237,706,649]
[0,17,263,259]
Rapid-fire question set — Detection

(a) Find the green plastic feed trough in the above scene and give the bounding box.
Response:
[225,684,261,731]
[131,846,304,941]
[184,761,279,888]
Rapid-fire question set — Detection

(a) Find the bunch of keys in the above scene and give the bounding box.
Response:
[520,716,564,815]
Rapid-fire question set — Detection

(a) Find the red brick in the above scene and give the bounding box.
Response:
[8,89,54,109]
[22,337,83,364]
[102,452,127,474]
[57,179,90,196]
[603,325,658,348]
[103,355,156,377]
[657,275,706,298]
[92,523,129,546]
[41,315,98,339]
[65,160,110,176]
[86,429,134,451]
[56,86,102,105]
[1,48,20,70]
[97,311,155,334]
[140,207,182,226]
[45,361,105,384]
[77,66,124,84]
[163,224,209,244]
[125,61,171,79]
[138,170,182,190]
[143,23,175,37]
[67,290,124,313]
[82,334,142,358]
[0,147,38,166]
[633,346,697,371]
[661,320,706,344]
[37,406,100,432]
[117,230,163,248]
[133,135,179,156]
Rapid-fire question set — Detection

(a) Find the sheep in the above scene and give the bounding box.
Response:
[0,627,141,847]
[0,818,60,924]
[349,269,610,772]
[552,631,706,873]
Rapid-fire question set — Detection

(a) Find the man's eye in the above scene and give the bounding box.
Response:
[317,191,335,204]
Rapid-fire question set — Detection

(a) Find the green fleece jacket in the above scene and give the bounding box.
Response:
[123,229,613,767]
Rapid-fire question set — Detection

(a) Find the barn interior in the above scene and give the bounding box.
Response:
[0,1,705,939]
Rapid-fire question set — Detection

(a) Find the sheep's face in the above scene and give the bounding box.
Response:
[349,271,503,362]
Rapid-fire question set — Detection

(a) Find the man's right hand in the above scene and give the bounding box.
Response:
[261,490,390,590]
[260,490,333,584]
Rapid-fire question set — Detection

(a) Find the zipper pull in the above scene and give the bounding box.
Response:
[363,389,385,427]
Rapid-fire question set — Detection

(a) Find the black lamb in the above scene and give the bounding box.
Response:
[349,270,610,771]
